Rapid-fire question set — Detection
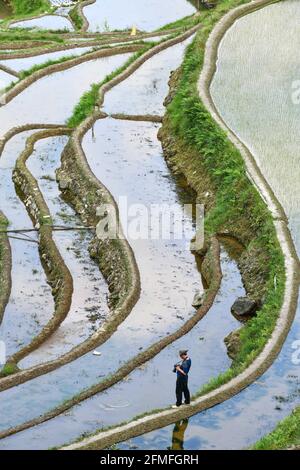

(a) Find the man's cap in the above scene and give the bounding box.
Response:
[179,349,188,356]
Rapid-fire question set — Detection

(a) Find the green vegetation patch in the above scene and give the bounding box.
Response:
[252,406,300,449]
[10,0,51,16]
[69,4,84,31]
[0,362,19,377]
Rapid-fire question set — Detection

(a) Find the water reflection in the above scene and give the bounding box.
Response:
[169,419,189,450]
[84,0,196,32]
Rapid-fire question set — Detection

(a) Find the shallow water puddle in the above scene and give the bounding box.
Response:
[84,0,196,32]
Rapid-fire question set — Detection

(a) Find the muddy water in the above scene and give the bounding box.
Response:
[84,0,196,32]
[120,0,300,450]
[10,15,74,32]
[19,136,109,368]
[0,47,95,72]
[0,39,241,449]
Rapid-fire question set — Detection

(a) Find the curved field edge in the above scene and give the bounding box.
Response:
[69,0,96,32]
[0,211,11,325]
[251,406,300,450]
[60,0,300,450]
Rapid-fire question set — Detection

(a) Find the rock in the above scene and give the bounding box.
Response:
[224,329,241,360]
[231,296,258,319]
[192,290,204,309]
[58,179,69,190]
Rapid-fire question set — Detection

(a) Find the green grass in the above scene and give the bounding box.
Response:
[0,29,65,43]
[252,407,300,449]
[69,4,84,31]
[0,362,19,377]
[10,0,51,16]
[158,13,201,31]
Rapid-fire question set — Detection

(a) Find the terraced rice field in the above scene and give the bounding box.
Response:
[0,0,299,451]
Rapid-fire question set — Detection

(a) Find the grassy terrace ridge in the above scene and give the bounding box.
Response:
[69,3,84,31]
[166,0,285,395]
[0,29,65,42]
[252,406,300,449]
[60,0,287,447]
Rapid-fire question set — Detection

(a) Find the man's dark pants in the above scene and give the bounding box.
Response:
[176,375,190,406]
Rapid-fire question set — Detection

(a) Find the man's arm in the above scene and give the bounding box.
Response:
[175,365,186,376]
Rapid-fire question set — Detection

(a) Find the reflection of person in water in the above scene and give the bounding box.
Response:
[170,419,189,450]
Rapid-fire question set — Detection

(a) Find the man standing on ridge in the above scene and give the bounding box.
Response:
[172,350,191,408]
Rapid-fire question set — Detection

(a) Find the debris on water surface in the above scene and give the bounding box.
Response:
[93,350,102,356]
